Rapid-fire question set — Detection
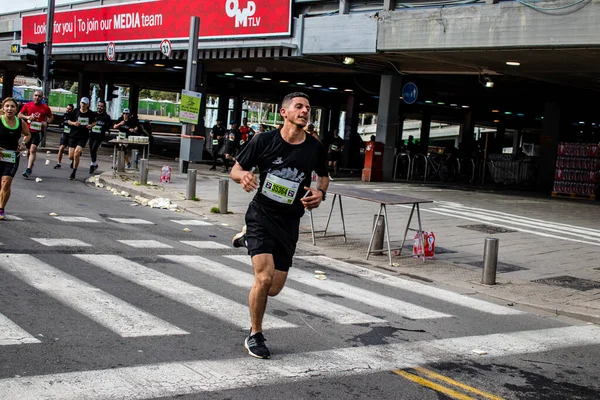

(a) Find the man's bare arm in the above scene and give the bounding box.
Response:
[231,162,258,192]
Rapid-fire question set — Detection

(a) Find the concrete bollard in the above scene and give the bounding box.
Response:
[218,179,229,214]
[371,214,385,255]
[139,159,149,185]
[131,150,139,169]
[186,169,197,200]
[482,237,499,285]
[116,150,126,172]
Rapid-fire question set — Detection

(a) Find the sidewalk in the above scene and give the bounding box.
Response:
[40,132,600,324]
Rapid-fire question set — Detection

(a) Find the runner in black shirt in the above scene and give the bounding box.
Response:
[0,97,31,220]
[54,104,74,169]
[113,108,138,168]
[209,120,226,171]
[230,92,329,359]
[223,122,241,173]
[89,100,112,174]
[328,129,344,177]
[67,97,96,180]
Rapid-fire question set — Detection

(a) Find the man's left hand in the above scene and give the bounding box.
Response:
[301,187,323,210]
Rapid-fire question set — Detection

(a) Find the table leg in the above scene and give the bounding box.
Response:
[399,204,416,257]
[323,194,337,237]
[112,145,117,177]
[309,208,316,246]
[417,203,426,263]
[382,204,393,265]
[339,196,347,243]
[366,204,383,260]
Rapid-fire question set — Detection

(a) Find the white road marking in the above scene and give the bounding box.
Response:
[162,255,383,325]
[75,255,295,330]
[5,215,23,221]
[118,240,173,249]
[398,205,600,247]
[225,255,451,320]
[0,312,41,346]
[53,217,100,223]
[31,238,91,247]
[170,220,212,226]
[1,325,598,399]
[181,241,230,249]
[297,256,524,315]
[108,218,154,225]
[0,254,187,338]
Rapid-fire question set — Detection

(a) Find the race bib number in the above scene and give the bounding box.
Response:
[331,144,339,151]
[64,126,71,134]
[92,125,102,133]
[212,140,219,146]
[0,150,16,163]
[239,139,245,145]
[228,133,235,141]
[118,132,127,140]
[30,121,42,131]
[262,173,300,205]
[78,117,89,125]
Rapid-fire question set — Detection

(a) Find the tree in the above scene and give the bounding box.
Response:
[69,82,78,93]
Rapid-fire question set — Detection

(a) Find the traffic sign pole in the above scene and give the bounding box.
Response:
[179,16,200,173]
[41,0,55,147]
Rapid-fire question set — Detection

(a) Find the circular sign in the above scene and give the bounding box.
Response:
[106,42,116,61]
[160,39,172,58]
[402,82,418,105]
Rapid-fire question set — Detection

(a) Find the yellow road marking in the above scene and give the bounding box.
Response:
[413,367,504,400]
[393,370,476,400]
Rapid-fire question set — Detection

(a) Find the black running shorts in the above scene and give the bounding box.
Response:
[245,201,300,272]
[0,158,20,178]
[27,132,43,147]
[59,134,69,147]
[68,137,88,149]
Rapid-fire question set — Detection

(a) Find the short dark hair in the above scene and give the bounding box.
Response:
[67,104,74,108]
[97,100,106,105]
[282,92,309,108]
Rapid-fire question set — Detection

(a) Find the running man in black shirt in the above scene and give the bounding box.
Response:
[209,120,226,171]
[54,104,74,169]
[230,92,329,359]
[67,97,96,180]
[89,100,112,174]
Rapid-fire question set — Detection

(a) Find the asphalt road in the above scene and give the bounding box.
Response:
[0,158,599,399]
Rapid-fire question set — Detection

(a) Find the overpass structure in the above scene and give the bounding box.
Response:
[1,0,599,192]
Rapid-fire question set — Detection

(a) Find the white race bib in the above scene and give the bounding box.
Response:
[64,126,71,134]
[92,125,102,133]
[30,121,42,131]
[262,173,300,205]
[78,117,89,125]
[239,139,245,145]
[118,132,127,139]
[0,150,16,163]
[212,139,219,146]
[228,133,235,141]
[331,144,338,151]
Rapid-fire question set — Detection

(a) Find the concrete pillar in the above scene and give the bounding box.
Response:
[537,101,561,191]
[342,95,360,169]
[375,75,402,181]
[319,107,331,143]
[458,110,476,157]
[129,84,140,117]
[419,111,432,153]
[397,115,405,148]
[512,129,521,158]
[233,97,243,126]
[77,72,91,102]
[1,71,15,100]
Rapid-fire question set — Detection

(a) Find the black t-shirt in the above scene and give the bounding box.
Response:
[93,112,113,136]
[236,129,328,218]
[225,128,242,153]
[0,116,23,151]
[69,109,96,138]
[210,125,226,147]
[116,116,139,136]
[62,111,73,135]
[330,137,344,152]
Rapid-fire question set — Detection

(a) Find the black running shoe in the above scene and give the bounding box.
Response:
[70,160,74,169]
[69,171,76,180]
[22,168,31,179]
[245,331,270,359]
[232,225,247,248]
[53,163,61,169]
[89,165,97,174]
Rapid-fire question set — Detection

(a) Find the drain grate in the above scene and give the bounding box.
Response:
[458,224,517,234]
[531,275,600,291]
[466,261,527,273]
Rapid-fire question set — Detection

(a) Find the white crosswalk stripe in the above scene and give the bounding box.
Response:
[53,217,100,223]
[1,324,598,399]
[0,254,187,338]
[31,238,91,247]
[118,240,173,248]
[181,241,230,249]
[75,255,296,329]
[297,256,524,315]
[225,255,452,320]
[170,220,212,226]
[107,218,154,225]
[0,312,41,346]
[162,255,384,324]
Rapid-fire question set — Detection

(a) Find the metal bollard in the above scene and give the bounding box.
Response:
[186,169,197,200]
[131,150,139,169]
[482,237,499,285]
[371,214,385,255]
[218,179,229,214]
[139,159,149,185]
[116,150,126,172]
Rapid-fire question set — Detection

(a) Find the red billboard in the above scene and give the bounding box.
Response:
[21,0,292,45]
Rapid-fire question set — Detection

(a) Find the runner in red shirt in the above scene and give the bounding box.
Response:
[239,117,255,153]
[17,90,53,178]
